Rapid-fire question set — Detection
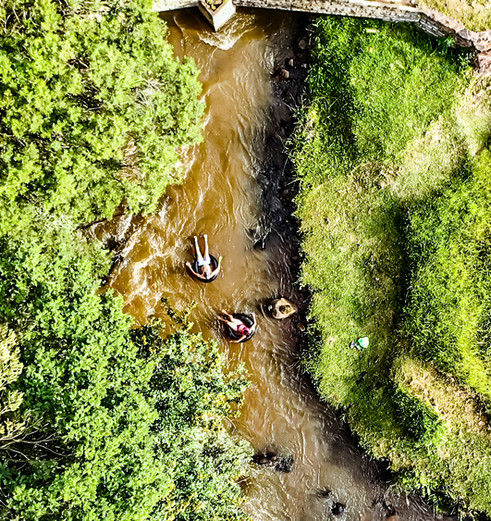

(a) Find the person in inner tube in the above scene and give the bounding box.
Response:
[186,234,222,282]
[218,310,256,343]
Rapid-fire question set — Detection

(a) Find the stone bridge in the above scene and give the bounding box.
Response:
[153,0,491,73]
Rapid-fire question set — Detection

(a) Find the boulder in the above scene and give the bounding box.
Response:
[332,502,345,515]
[252,451,294,473]
[268,297,298,319]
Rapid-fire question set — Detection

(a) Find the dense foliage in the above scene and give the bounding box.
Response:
[0,0,204,235]
[0,1,250,519]
[0,230,250,520]
[293,16,491,515]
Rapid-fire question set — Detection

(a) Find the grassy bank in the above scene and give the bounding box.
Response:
[0,1,250,519]
[418,0,491,32]
[293,17,491,515]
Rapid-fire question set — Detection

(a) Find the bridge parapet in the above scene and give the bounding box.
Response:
[153,0,197,12]
[152,0,491,73]
[236,0,421,22]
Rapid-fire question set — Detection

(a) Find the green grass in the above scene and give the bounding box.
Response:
[293,16,491,516]
[406,152,491,400]
[418,0,491,32]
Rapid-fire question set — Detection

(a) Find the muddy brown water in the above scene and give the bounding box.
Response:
[90,9,454,521]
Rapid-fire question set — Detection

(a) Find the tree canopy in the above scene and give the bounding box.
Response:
[0,0,204,235]
[0,229,250,520]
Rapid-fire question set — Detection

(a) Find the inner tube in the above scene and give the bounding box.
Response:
[190,254,219,283]
[224,313,256,343]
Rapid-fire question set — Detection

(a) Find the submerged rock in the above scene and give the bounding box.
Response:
[272,67,290,80]
[252,451,294,473]
[332,502,346,515]
[275,455,294,473]
[252,451,277,467]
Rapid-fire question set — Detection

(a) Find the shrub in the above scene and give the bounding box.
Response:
[0,0,204,236]
[0,2,249,519]
[0,230,250,520]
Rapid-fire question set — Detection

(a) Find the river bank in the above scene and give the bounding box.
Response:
[247,13,463,521]
[292,15,491,518]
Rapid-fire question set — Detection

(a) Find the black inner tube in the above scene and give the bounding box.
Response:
[224,313,256,343]
[190,254,219,283]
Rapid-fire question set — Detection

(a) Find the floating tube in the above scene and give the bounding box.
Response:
[224,313,256,343]
[190,254,219,283]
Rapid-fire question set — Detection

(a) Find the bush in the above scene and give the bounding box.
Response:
[0,230,250,520]
[0,0,204,235]
[0,2,249,519]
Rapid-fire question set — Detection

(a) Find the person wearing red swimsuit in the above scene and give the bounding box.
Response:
[218,310,256,343]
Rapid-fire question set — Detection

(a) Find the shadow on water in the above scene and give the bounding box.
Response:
[88,8,456,521]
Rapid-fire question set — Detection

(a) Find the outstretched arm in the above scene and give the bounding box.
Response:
[230,334,247,344]
[251,313,257,328]
[210,255,222,278]
[186,262,206,280]
[220,310,234,321]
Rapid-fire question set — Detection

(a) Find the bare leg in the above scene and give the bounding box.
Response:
[221,310,233,321]
[194,236,205,265]
[203,234,210,259]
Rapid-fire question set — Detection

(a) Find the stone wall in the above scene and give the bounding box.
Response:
[152,0,491,73]
[235,0,420,23]
[152,0,197,12]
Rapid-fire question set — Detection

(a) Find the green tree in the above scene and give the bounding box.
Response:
[133,314,251,521]
[0,1,249,519]
[0,228,250,520]
[0,0,204,236]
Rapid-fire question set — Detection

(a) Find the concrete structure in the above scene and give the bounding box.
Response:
[198,0,236,30]
[152,0,491,73]
[153,0,197,10]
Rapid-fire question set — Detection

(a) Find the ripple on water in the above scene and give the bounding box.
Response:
[195,14,258,50]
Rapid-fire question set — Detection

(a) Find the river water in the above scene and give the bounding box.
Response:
[91,9,452,521]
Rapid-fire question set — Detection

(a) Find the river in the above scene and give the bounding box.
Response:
[90,8,453,521]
